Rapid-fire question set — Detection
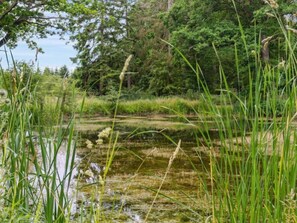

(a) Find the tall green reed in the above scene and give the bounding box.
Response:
[164,2,297,222]
[0,53,78,222]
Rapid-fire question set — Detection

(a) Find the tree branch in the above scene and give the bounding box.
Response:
[0,16,27,47]
[0,32,10,47]
[0,1,18,21]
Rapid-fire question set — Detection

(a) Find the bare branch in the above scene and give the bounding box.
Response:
[28,16,60,20]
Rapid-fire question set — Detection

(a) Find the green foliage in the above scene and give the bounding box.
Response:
[1,0,296,97]
[69,0,295,96]
[0,89,9,136]
[69,0,133,94]
[0,0,86,49]
[56,65,70,78]
[0,63,77,125]
[126,0,173,94]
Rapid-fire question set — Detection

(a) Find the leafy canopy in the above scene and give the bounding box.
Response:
[0,0,93,49]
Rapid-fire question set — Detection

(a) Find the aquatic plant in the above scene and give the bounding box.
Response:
[150,1,297,222]
[0,61,78,222]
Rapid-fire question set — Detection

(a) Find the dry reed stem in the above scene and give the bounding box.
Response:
[119,55,133,81]
[144,140,181,222]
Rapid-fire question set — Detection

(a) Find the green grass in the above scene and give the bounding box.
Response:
[74,95,233,116]
[155,2,297,222]
[0,60,78,222]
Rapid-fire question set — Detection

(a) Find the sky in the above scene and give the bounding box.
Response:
[0,35,77,71]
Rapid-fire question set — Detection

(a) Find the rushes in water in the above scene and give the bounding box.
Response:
[88,55,133,222]
[0,58,77,222]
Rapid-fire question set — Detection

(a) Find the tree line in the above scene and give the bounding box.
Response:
[0,0,296,96]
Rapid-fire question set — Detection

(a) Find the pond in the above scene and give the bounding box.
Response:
[70,115,221,222]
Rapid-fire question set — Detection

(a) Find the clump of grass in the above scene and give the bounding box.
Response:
[154,1,297,222]
[0,57,78,222]
[77,96,111,115]
[76,96,232,116]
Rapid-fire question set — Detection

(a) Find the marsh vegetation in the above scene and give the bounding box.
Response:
[0,0,297,222]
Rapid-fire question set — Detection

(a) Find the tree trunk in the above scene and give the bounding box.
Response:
[125,0,132,89]
[100,75,104,95]
[167,0,174,54]
[99,3,105,95]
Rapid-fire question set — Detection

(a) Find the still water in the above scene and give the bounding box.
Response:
[71,115,215,222]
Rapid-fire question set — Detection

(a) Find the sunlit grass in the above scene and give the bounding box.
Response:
[152,2,297,222]
[75,95,233,116]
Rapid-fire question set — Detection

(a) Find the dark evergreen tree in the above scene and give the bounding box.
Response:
[68,0,297,96]
[69,0,134,95]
